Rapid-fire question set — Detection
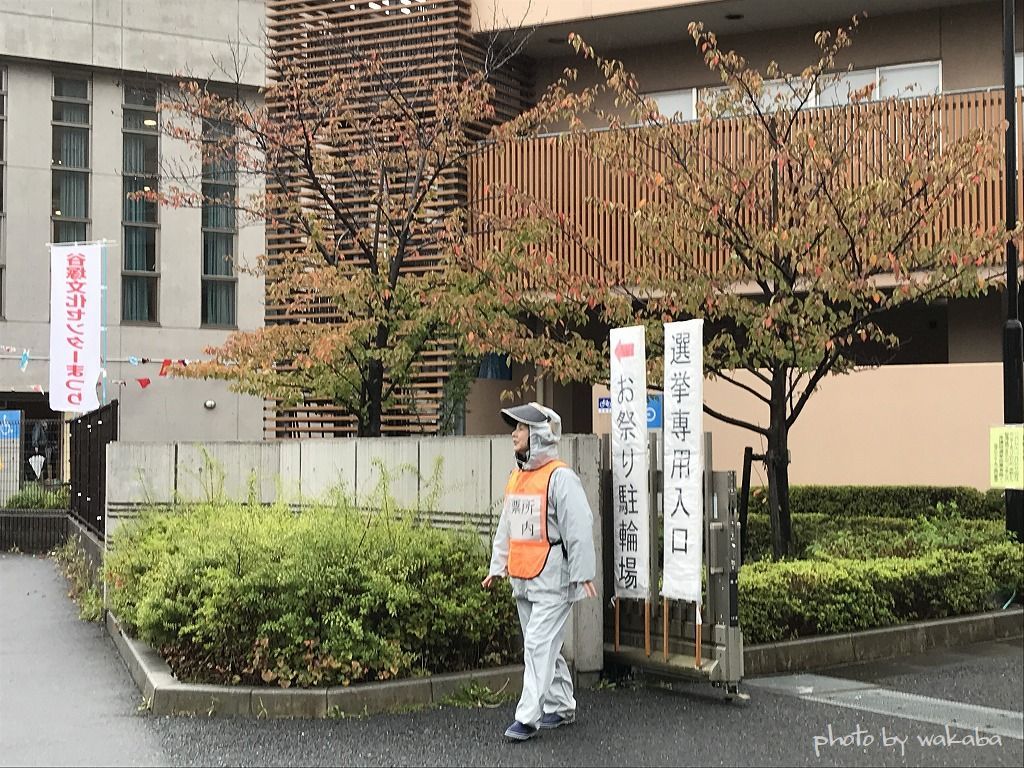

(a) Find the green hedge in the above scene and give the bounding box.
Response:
[740,541,1024,644]
[747,486,1004,521]
[4,483,69,510]
[105,502,519,688]
[743,512,1009,562]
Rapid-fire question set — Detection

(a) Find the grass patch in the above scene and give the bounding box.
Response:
[53,535,103,623]
[440,680,515,709]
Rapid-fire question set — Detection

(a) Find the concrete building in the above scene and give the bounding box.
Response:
[0,0,266,477]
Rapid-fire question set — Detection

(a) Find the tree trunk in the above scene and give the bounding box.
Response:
[766,369,792,559]
[364,359,384,437]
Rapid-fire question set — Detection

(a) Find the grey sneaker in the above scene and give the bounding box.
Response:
[539,711,575,729]
[504,721,539,741]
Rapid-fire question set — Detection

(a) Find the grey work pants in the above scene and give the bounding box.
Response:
[514,597,575,727]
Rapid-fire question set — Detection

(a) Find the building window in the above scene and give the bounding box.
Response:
[122,84,160,323]
[1,66,7,317]
[700,78,814,115]
[817,61,942,106]
[201,118,237,327]
[51,74,91,244]
[645,88,697,122]
[700,60,942,112]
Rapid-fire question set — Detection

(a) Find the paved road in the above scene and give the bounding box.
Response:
[1,551,1022,767]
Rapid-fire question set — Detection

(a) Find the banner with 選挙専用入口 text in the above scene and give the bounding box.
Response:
[662,319,704,605]
[610,325,650,600]
[49,243,102,413]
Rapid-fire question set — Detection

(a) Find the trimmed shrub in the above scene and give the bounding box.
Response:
[739,541,1023,644]
[747,485,1004,521]
[744,512,1009,562]
[105,501,519,688]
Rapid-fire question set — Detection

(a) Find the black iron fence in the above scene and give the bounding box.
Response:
[0,413,68,509]
[69,400,118,540]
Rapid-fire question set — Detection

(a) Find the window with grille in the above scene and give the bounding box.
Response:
[201,118,237,327]
[122,84,160,323]
[51,74,91,244]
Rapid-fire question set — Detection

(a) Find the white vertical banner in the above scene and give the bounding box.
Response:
[610,325,650,600]
[662,319,704,603]
[49,243,102,413]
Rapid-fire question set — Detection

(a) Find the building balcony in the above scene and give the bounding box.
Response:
[469,86,1022,283]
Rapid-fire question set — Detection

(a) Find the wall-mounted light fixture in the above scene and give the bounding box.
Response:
[203,399,216,410]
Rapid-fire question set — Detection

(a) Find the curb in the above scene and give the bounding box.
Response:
[106,613,524,718]
[743,608,1024,676]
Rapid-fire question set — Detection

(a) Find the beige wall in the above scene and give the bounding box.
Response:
[473,0,714,30]
[591,362,1005,489]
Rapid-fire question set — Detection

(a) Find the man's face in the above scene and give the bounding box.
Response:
[512,422,530,455]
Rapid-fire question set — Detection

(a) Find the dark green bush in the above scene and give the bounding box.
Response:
[105,501,519,688]
[747,485,1004,521]
[744,512,1008,562]
[739,541,1023,644]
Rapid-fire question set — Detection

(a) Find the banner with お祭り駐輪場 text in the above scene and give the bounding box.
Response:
[610,325,650,600]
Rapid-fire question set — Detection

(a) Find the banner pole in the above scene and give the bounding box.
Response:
[614,597,620,652]
[100,241,108,405]
[644,598,651,657]
[662,597,669,661]
[694,603,702,669]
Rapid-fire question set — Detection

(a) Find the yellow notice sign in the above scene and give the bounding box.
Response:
[990,425,1024,490]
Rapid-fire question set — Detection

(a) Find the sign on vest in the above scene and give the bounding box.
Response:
[504,460,567,579]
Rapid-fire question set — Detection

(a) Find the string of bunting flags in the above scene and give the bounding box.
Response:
[1,348,195,391]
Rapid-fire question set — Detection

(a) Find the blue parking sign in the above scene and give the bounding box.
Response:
[0,410,21,440]
[646,394,662,429]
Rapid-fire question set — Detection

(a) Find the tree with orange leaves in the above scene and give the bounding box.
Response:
[478,18,1011,557]
[156,27,544,437]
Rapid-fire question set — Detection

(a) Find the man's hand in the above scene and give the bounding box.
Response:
[481,575,499,589]
[582,580,597,599]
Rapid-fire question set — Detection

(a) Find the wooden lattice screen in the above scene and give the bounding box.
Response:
[264,0,531,437]
[470,87,1021,283]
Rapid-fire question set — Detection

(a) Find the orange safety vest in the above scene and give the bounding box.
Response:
[503,460,568,579]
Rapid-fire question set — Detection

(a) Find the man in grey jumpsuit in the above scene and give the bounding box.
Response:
[482,402,597,741]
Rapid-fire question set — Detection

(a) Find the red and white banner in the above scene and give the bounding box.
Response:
[49,243,102,412]
[610,325,650,600]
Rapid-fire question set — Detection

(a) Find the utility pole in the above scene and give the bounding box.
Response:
[1002,0,1024,538]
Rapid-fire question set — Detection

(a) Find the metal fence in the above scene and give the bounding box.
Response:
[69,400,118,540]
[0,413,68,509]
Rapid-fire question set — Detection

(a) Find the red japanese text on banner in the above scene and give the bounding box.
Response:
[662,319,704,603]
[48,243,102,413]
[610,325,650,600]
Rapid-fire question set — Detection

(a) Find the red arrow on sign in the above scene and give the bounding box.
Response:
[614,340,635,361]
